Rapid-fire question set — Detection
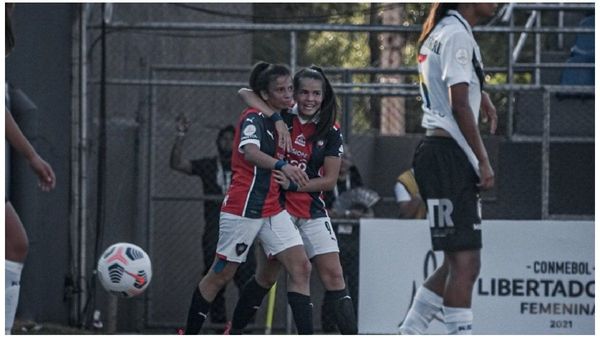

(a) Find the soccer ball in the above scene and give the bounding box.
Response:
[97,242,152,298]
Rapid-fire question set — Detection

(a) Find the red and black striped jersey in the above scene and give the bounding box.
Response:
[281,110,344,219]
[221,108,284,218]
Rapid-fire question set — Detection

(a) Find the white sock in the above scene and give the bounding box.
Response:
[398,286,443,334]
[443,306,473,335]
[5,260,24,335]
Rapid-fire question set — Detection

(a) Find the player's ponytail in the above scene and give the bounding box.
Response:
[294,66,338,142]
[418,3,459,48]
[249,61,291,101]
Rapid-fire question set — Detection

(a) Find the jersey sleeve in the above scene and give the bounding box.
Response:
[440,31,474,87]
[324,126,344,158]
[394,182,411,202]
[238,112,264,152]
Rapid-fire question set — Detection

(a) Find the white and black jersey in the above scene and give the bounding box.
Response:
[418,10,485,175]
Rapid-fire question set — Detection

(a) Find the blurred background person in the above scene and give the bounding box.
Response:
[395,168,426,219]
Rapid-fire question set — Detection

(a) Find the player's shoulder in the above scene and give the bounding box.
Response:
[241,107,265,119]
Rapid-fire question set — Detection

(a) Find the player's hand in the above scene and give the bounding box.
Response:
[480,91,497,134]
[273,170,291,189]
[176,114,190,134]
[477,160,494,191]
[281,163,309,187]
[274,120,292,152]
[29,154,56,192]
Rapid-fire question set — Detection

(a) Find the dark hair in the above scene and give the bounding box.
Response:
[5,3,15,54]
[217,124,235,140]
[248,61,291,99]
[418,3,459,47]
[294,66,338,142]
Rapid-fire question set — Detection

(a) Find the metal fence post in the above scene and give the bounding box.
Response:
[342,69,353,142]
[541,89,551,220]
[290,31,297,75]
[507,14,515,139]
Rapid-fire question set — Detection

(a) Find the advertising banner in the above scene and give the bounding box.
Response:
[358,220,594,334]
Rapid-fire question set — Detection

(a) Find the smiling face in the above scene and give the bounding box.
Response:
[261,75,294,111]
[295,77,324,117]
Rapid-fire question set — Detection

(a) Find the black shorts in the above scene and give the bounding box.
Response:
[413,136,482,252]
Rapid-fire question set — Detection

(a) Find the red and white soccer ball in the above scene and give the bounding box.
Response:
[97,242,152,298]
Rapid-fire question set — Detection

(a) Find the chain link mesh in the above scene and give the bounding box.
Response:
[84,3,594,332]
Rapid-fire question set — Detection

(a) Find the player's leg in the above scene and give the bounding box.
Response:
[443,249,480,335]
[5,202,28,335]
[185,212,260,334]
[260,211,313,334]
[313,252,357,334]
[229,244,280,334]
[302,217,357,334]
[202,222,227,324]
[399,256,447,334]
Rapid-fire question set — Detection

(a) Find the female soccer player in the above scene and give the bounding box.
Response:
[5,4,57,334]
[184,62,315,334]
[228,66,357,334]
[399,3,498,335]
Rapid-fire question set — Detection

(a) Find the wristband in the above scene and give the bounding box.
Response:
[270,112,283,122]
[274,159,287,170]
[287,181,298,192]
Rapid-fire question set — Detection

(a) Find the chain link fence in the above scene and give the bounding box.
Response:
[79,3,594,332]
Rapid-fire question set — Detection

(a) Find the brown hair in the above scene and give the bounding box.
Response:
[293,66,338,142]
[418,3,459,47]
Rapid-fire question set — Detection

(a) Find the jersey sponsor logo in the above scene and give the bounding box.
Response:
[427,198,454,228]
[243,125,256,136]
[294,134,306,147]
[288,147,309,159]
[317,140,325,147]
[245,117,255,123]
[235,243,248,256]
[455,48,469,65]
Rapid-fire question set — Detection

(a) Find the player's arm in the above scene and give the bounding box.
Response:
[6,109,56,191]
[169,115,193,174]
[238,88,292,152]
[480,90,497,134]
[273,156,341,192]
[450,84,494,190]
[242,144,309,186]
[442,32,494,190]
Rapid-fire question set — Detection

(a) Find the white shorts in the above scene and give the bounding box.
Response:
[216,210,304,263]
[291,216,340,259]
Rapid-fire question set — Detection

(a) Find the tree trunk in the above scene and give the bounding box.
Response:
[380,5,406,135]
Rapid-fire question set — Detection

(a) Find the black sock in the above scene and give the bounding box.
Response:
[288,292,314,334]
[185,286,212,334]
[231,276,270,333]
[325,288,358,334]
